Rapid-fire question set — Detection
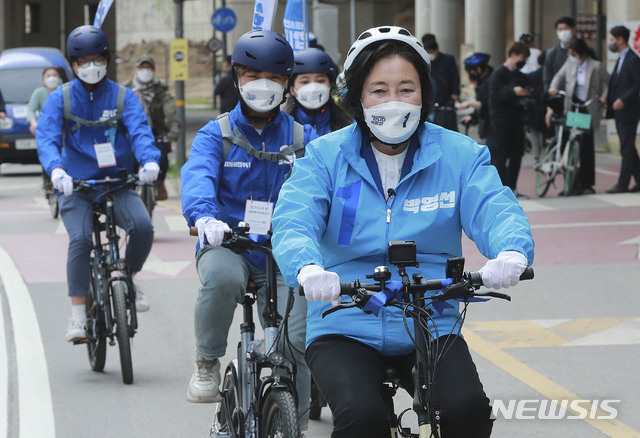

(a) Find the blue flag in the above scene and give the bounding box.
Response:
[93,0,115,29]
[283,0,308,52]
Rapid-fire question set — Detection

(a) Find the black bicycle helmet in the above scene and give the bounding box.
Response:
[231,30,294,75]
[293,48,337,82]
[464,52,491,68]
[519,32,535,45]
[67,25,109,59]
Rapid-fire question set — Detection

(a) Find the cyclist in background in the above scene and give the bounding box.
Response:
[460,52,494,153]
[546,37,609,196]
[125,55,180,201]
[36,25,160,342]
[28,67,63,189]
[271,26,534,438]
[284,47,352,136]
[180,29,317,433]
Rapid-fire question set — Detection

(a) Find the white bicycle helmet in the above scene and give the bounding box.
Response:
[343,26,431,74]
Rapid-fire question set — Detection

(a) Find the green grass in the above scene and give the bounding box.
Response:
[166,162,182,179]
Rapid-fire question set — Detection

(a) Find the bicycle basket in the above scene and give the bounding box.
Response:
[565,111,591,130]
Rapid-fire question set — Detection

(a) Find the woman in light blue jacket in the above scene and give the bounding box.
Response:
[272,26,534,438]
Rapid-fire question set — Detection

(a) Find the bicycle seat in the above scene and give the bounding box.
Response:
[246,281,259,295]
[383,366,401,385]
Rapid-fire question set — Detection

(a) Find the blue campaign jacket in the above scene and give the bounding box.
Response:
[36,78,159,179]
[181,103,318,268]
[272,122,535,355]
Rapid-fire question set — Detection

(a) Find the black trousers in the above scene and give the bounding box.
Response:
[306,334,493,438]
[615,117,640,188]
[492,121,524,190]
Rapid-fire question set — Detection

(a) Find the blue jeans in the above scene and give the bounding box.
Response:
[195,244,310,430]
[59,189,154,297]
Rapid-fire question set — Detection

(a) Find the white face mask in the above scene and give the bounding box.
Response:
[557,29,572,43]
[136,68,154,83]
[428,53,437,61]
[44,75,62,90]
[75,61,107,85]
[295,82,331,110]
[239,78,285,113]
[362,101,422,145]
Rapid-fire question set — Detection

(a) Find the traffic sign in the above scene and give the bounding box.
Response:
[207,37,223,54]
[212,8,237,33]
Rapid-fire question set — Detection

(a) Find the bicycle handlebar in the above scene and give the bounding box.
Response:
[73,172,139,196]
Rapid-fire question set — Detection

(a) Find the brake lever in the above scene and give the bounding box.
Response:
[472,291,512,301]
[322,301,360,318]
[321,288,375,318]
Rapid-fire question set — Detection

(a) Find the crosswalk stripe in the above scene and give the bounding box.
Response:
[0,245,56,438]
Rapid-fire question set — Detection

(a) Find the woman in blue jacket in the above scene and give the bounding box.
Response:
[37,26,160,343]
[272,26,534,437]
[284,48,352,136]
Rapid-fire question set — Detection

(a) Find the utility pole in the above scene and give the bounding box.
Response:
[174,0,186,167]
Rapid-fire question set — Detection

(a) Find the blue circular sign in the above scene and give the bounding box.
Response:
[212,8,237,33]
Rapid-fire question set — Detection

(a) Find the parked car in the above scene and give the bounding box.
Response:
[0,47,73,165]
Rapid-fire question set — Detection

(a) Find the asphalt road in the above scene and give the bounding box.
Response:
[1,116,640,437]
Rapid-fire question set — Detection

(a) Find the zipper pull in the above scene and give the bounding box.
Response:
[386,208,391,223]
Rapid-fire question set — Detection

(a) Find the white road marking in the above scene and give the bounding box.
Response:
[517,200,555,212]
[592,193,640,207]
[164,215,188,232]
[0,245,56,438]
[531,319,570,329]
[141,253,190,277]
[532,220,640,229]
[618,235,640,258]
[0,279,7,438]
[564,317,640,347]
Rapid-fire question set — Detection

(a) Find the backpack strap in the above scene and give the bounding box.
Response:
[217,113,306,164]
[62,83,127,142]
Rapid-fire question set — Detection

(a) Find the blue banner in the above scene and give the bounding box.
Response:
[93,0,115,29]
[283,0,308,52]
[252,0,277,31]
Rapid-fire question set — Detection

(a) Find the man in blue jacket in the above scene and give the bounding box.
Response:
[180,29,317,432]
[37,25,160,342]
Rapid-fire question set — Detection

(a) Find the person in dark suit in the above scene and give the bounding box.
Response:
[214,55,239,113]
[489,42,531,198]
[605,26,640,194]
[422,33,460,131]
[543,16,575,90]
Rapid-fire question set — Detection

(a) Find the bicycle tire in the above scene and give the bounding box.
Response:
[260,389,299,438]
[212,360,244,437]
[86,259,106,371]
[112,280,134,384]
[140,184,156,219]
[47,191,59,219]
[535,142,555,197]
[564,139,581,195]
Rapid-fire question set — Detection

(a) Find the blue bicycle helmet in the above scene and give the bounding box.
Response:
[464,52,491,68]
[293,48,337,82]
[231,30,294,75]
[67,25,109,59]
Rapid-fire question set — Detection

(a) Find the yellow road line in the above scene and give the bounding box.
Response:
[464,329,640,437]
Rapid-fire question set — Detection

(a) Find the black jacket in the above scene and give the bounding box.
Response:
[489,65,530,126]
[431,53,460,105]
[215,73,239,114]
[606,48,640,124]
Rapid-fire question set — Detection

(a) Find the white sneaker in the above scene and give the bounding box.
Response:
[134,284,149,312]
[66,318,87,342]
[187,357,222,403]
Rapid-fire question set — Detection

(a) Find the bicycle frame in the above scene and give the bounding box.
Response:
[209,226,298,438]
[329,243,533,438]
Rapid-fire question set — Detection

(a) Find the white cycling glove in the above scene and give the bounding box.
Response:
[138,162,160,184]
[51,167,73,196]
[195,217,231,248]
[297,265,342,306]
[479,251,528,289]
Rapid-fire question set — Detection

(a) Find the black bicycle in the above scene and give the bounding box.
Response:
[190,223,300,438]
[327,240,534,438]
[73,169,140,384]
[137,181,156,218]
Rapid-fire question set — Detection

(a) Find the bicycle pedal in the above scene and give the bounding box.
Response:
[72,338,89,345]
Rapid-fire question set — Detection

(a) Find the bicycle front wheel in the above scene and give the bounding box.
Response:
[564,139,581,195]
[86,259,106,371]
[261,389,299,438]
[535,142,555,197]
[112,280,134,384]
